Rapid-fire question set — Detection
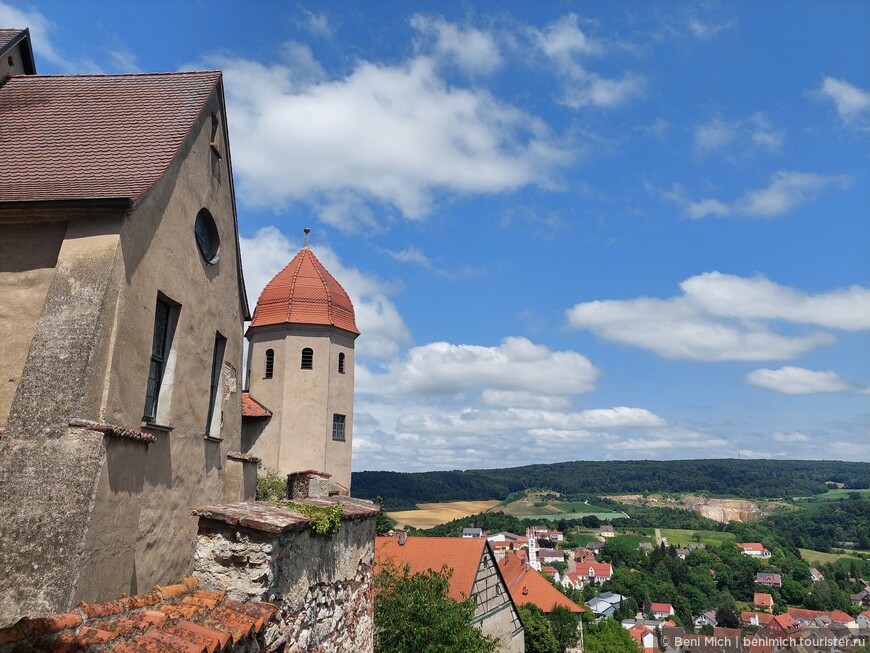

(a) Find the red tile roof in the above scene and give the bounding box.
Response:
[375,536,486,602]
[579,562,612,578]
[499,552,583,614]
[241,392,272,418]
[0,28,26,50]
[0,72,220,203]
[0,577,277,652]
[753,592,773,607]
[249,247,359,335]
[651,602,673,613]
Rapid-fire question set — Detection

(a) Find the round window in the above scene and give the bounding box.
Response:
[195,209,220,264]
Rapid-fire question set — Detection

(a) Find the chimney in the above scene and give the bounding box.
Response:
[522,586,529,595]
[397,530,407,546]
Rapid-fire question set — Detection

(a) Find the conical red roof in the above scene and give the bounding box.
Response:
[249,247,359,334]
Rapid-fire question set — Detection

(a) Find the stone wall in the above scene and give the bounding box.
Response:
[192,498,378,653]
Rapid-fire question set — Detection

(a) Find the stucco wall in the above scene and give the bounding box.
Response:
[0,220,65,427]
[98,87,247,594]
[0,42,28,78]
[0,84,248,622]
[244,324,356,489]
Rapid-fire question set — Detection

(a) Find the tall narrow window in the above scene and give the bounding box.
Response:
[205,334,227,439]
[332,414,346,441]
[264,349,274,379]
[143,298,178,423]
[301,347,313,370]
[338,352,345,374]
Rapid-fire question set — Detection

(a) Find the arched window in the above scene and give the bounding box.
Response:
[301,347,314,370]
[264,349,274,379]
[194,209,220,264]
[338,352,345,374]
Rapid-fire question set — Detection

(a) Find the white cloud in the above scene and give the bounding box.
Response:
[746,367,852,395]
[531,14,645,109]
[205,51,571,226]
[692,113,783,156]
[0,1,103,72]
[687,16,737,39]
[738,449,786,460]
[772,432,812,442]
[300,8,332,38]
[816,77,870,128]
[410,15,502,75]
[359,336,600,397]
[655,171,848,219]
[239,226,410,359]
[680,272,870,331]
[384,245,432,268]
[567,271,869,361]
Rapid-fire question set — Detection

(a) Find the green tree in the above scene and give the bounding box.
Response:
[548,605,580,652]
[715,606,740,629]
[517,604,560,653]
[374,563,498,653]
[584,617,641,653]
[374,496,396,535]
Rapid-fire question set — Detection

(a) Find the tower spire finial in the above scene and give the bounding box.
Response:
[304,227,310,248]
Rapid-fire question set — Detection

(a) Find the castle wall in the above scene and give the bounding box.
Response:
[192,499,377,653]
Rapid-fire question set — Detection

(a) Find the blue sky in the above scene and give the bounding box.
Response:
[5,1,868,471]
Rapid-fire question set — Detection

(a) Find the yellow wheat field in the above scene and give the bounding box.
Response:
[387,500,502,530]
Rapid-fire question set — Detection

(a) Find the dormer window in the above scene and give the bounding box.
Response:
[301,347,313,370]
[338,352,345,374]
[264,349,274,379]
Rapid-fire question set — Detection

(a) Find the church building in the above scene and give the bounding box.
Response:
[242,232,359,494]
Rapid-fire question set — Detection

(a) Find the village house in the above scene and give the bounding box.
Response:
[574,546,597,563]
[599,524,615,538]
[753,592,773,612]
[755,572,782,588]
[857,610,870,631]
[585,592,624,620]
[809,567,824,582]
[376,535,525,653]
[649,602,675,621]
[463,527,485,538]
[538,548,566,565]
[693,610,717,628]
[741,611,774,628]
[0,41,254,621]
[738,542,771,558]
[761,613,800,639]
[626,622,658,653]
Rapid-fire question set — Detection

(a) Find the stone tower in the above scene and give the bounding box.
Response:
[242,236,359,493]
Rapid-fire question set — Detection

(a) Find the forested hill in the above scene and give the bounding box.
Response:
[351,459,870,510]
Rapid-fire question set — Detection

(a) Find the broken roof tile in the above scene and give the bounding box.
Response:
[0,576,276,653]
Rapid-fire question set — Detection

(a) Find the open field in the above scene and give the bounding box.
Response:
[516,511,629,521]
[793,488,870,509]
[799,548,867,565]
[610,534,654,548]
[387,500,501,530]
[660,528,736,548]
[501,493,628,520]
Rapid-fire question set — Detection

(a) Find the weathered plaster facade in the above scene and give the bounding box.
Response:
[192,499,378,652]
[471,545,525,653]
[0,78,251,623]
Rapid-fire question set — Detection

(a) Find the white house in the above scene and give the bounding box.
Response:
[738,542,771,558]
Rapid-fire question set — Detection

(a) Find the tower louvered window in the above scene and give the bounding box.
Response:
[301,347,313,370]
[338,352,345,374]
[264,349,274,379]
